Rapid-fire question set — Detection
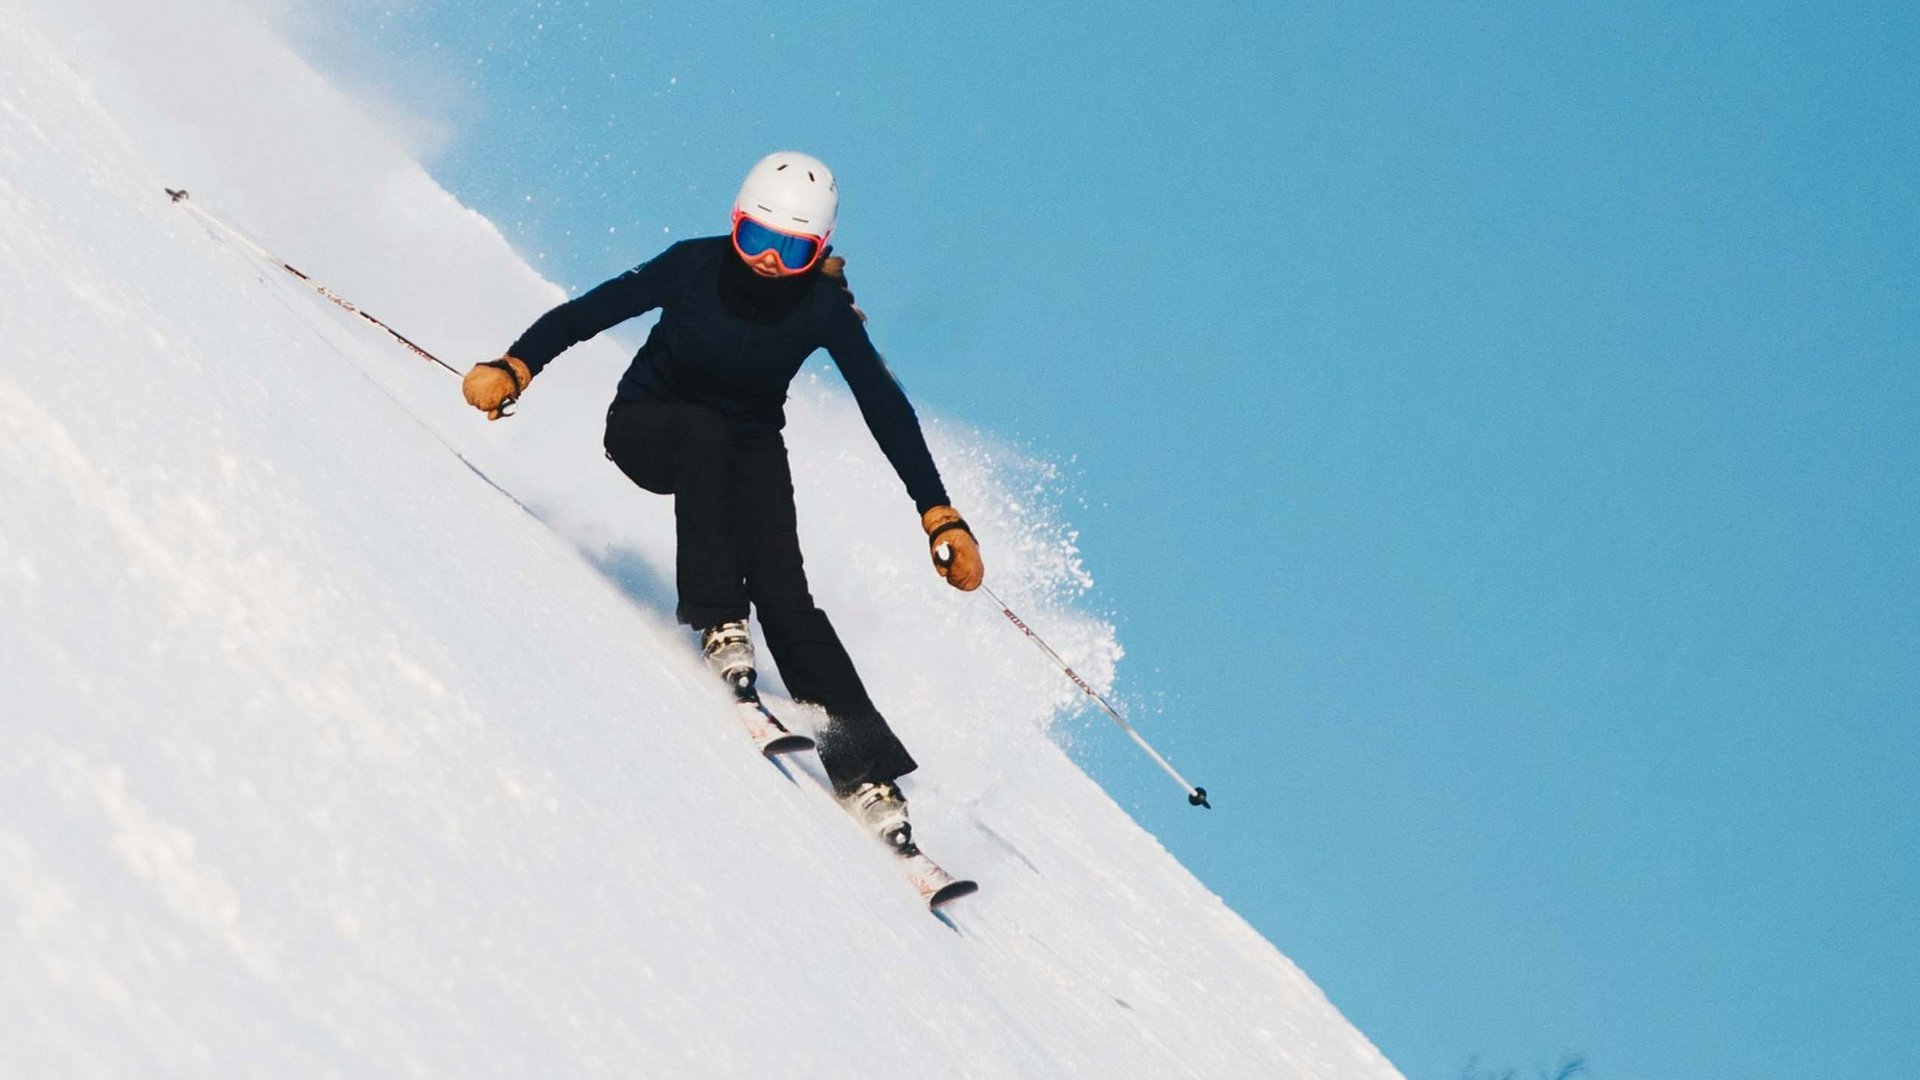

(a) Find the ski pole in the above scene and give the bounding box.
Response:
[164,188,464,380]
[978,583,1209,808]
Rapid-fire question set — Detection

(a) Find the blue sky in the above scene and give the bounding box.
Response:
[298,2,1917,1075]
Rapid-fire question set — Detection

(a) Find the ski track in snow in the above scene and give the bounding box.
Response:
[0,0,1400,1076]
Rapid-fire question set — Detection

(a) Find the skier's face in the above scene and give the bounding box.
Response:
[741,247,789,278]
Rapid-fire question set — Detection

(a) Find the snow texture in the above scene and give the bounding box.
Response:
[0,0,1399,1075]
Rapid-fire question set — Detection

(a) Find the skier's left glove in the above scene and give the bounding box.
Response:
[462,355,532,420]
[922,506,983,592]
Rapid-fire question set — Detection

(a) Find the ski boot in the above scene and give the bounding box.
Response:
[700,619,756,695]
[839,780,913,851]
[702,620,812,757]
[840,780,978,907]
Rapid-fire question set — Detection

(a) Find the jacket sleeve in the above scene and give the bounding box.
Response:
[507,245,682,374]
[820,295,952,515]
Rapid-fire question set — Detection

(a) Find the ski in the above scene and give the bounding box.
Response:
[730,685,814,757]
[720,670,976,910]
[896,842,978,909]
[837,784,979,910]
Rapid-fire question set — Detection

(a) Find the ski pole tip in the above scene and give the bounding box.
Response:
[1188,787,1210,809]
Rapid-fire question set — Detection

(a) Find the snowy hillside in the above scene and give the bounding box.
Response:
[0,0,1398,1075]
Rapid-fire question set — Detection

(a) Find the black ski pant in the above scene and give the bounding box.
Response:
[604,399,918,791]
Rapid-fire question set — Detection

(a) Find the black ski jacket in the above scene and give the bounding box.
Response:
[508,237,949,513]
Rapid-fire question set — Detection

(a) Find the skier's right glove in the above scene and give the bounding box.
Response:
[462,355,532,420]
[922,506,983,592]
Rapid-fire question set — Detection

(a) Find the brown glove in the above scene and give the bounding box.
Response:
[922,505,983,591]
[462,356,532,420]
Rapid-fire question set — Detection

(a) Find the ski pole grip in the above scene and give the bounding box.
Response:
[926,514,969,571]
[476,357,528,419]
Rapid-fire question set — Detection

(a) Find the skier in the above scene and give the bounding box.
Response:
[460,151,984,850]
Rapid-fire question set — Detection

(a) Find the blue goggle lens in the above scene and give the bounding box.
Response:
[734,216,821,271]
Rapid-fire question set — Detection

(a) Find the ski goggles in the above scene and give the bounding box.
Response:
[731,210,826,274]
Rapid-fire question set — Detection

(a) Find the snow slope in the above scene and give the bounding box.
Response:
[0,0,1399,1075]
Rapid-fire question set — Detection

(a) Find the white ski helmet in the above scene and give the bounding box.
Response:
[733,151,838,240]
